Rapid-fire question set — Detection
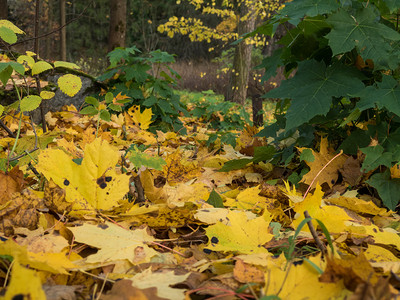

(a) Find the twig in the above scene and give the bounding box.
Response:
[0,119,15,138]
[133,174,146,203]
[9,147,38,162]
[304,210,326,253]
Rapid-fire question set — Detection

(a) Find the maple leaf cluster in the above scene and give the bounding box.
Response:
[0,96,400,300]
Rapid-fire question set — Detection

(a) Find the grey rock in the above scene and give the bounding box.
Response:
[30,74,99,124]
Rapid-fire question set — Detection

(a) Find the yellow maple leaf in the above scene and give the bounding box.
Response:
[128,268,190,299]
[365,244,400,273]
[224,185,269,211]
[326,192,390,217]
[4,261,46,300]
[205,210,273,254]
[264,253,351,299]
[36,138,130,214]
[347,223,400,249]
[163,148,201,185]
[68,222,157,264]
[164,182,210,207]
[112,91,130,107]
[291,184,353,233]
[298,137,346,188]
[0,239,77,274]
[126,105,153,130]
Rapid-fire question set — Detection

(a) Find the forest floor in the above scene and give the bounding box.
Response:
[0,88,399,300]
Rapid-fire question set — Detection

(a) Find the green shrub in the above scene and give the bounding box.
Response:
[255,0,400,210]
[97,47,188,132]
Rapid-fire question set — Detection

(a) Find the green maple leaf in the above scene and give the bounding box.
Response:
[265,60,364,130]
[326,7,400,69]
[356,75,400,116]
[367,170,400,210]
[278,0,339,25]
[383,0,400,13]
[360,145,392,172]
[129,150,166,171]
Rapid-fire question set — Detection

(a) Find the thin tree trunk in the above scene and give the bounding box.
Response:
[108,0,127,52]
[0,0,7,19]
[45,0,53,59]
[226,3,256,105]
[34,0,40,55]
[34,0,47,132]
[60,0,66,60]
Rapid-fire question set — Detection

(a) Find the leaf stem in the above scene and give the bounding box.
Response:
[302,150,343,200]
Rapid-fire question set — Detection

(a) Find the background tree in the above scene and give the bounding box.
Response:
[108,0,127,52]
[60,0,66,60]
[225,2,256,103]
[158,0,283,105]
[0,0,7,19]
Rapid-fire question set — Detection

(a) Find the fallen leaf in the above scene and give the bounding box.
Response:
[205,210,273,254]
[36,138,130,214]
[298,137,347,188]
[4,260,46,300]
[68,222,157,264]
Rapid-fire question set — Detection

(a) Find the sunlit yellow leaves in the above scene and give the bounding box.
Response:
[17,54,35,69]
[32,60,53,75]
[139,169,167,203]
[326,192,390,216]
[265,254,351,299]
[224,185,268,210]
[57,74,82,97]
[126,105,153,130]
[205,210,273,254]
[365,244,400,273]
[164,182,210,207]
[298,137,346,188]
[40,90,55,100]
[0,239,77,274]
[69,222,157,264]
[36,138,130,214]
[347,223,400,249]
[4,261,46,300]
[20,95,42,112]
[163,148,201,185]
[0,19,24,34]
[128,268,190,299]
[291,184,353,233]
[54,61,80,69]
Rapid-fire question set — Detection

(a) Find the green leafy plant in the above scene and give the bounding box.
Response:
[0,20,82,170]
[97,46,188,132]
[80,92,131,137]
[254,0,400,210]
[185,90,250,131]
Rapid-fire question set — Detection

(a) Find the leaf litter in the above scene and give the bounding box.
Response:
[0,104,400,299]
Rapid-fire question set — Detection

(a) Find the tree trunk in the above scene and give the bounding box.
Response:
[108,0,127,52]
[34,0,40,55]
[225,3,256,105]
[0,0,7,19]
[60,0,66,60]
[45,0,53,59]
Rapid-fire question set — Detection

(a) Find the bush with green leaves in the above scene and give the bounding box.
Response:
[254,0,400,210]
[97,46,188,132]
[180,90,250,131]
